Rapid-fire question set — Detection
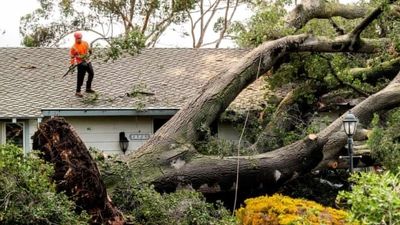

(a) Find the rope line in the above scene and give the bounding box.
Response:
[232,55,263,213]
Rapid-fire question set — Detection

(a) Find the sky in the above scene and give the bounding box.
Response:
[0,0,357,48]
[0,0,251,48]
[0,0,40,47]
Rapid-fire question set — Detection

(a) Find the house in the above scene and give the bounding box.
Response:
[0,48,268,154]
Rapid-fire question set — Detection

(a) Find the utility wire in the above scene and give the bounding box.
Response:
[232,54,263,213]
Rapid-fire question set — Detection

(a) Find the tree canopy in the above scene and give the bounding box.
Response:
[20,0,247,54]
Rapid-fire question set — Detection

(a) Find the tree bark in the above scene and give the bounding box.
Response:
[32,118,125,225]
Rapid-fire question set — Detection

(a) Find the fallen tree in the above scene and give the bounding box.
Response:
[126,2,393,190]
[147,72,400,192]
[31,0,400,221]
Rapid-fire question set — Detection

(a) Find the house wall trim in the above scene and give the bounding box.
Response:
[41,108,179,117]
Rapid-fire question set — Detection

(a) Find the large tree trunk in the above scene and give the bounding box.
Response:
[152,72,400,190]
[32,118,125,225]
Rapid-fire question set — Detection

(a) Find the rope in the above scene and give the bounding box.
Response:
[232,55,263,213]
[232,110,250,213]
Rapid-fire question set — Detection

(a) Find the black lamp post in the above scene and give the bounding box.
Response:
[342,111,358,173]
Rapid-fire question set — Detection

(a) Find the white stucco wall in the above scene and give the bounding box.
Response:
[65,118,241,155]
[65,116,153,155]
[0,117,243,155]
[27,119,38,153]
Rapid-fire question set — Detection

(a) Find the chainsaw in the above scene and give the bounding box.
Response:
[62,64,78,78]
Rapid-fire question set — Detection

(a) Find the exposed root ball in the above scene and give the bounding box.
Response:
[32,117,125,225]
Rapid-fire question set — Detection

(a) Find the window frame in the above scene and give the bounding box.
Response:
[2,121,26,149]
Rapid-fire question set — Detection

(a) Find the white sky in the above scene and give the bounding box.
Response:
[0,0,357,48]
[0,0,40,47]
[0,0,251,48]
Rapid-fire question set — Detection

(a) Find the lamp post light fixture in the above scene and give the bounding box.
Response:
[119,132,129,154]
[119,139,129,154]
[342,111,358,173]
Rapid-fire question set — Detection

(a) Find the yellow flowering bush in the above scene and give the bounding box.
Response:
[236,194,356,225]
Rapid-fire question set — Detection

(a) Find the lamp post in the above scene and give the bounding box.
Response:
[342,111,358,173]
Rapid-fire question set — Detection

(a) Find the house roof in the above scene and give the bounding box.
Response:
[0,47,268,118]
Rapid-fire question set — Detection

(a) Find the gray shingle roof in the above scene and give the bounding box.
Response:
[0,47,268,118]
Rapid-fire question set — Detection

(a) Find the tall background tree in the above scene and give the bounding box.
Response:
[20,0,248,52]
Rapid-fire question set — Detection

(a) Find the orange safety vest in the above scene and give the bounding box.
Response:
[70,41,90,65]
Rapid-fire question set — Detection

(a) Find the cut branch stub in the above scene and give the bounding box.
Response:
[32,117,125,225]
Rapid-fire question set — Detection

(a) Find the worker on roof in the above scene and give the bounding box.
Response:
[70,31,95,97]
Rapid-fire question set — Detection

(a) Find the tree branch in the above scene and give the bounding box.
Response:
[141,1,156,34]
[129,0,136,24]
[186,8,197,48]
[319,54,370,97]
[110,0,134,32]
[347,1,397,50]
[329,18,345,36]
[195,0,221,48]
[298,35,388,53]
[349,6,383,38]
[348,57,400,83]
[215,0,239,48]
[286,0,367,30]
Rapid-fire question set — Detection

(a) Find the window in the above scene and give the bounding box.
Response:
[5,122,24,148]
[153,118,171,133]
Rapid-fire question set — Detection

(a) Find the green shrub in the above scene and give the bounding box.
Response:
[0,144,89,224]
[337,171,400,224]
[196,136,243,157]
[92,149,235,225]
[117,186,235,225]
[368,109,400,173]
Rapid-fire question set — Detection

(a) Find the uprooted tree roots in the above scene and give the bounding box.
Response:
[32,117,125,225]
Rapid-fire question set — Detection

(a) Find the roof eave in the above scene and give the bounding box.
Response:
[41,107,179,117]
